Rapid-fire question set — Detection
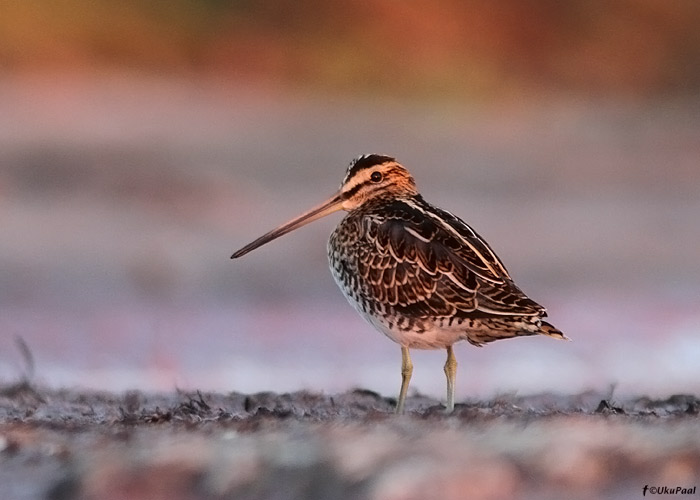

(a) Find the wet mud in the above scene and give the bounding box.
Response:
[1,384,699,500]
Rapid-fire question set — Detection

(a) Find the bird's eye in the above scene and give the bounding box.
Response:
[370,171,383,183]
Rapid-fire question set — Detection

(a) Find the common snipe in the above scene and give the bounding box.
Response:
[232,155,567,413]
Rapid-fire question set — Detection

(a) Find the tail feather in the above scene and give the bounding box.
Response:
[539,321,570,341]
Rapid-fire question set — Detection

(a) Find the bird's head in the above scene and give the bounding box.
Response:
[231,154,416,258]
[338,154,417,210]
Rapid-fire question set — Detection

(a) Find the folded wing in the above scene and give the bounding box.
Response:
[356,198,546,319]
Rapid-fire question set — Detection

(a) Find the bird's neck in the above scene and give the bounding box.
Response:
[356,193,422,213]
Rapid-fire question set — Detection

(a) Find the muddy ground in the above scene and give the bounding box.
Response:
[1,384,699,500]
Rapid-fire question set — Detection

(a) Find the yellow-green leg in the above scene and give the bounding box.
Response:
[444,345,457,412]
[396,346,413,414]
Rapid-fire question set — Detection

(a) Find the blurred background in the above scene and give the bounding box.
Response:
[1,0,699,399]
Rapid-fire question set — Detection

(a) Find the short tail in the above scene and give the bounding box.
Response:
[540,321,570,341]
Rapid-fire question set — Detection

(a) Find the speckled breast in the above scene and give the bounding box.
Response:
[327,211,436,347]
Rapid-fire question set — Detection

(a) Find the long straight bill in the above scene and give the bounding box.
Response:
[231,191,344,258]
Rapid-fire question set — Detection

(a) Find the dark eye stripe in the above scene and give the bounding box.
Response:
[342,182,366,199]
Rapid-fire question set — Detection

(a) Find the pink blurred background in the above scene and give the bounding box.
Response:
[1,1,699,399]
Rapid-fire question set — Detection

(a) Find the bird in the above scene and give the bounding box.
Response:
[231,154,568,413]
